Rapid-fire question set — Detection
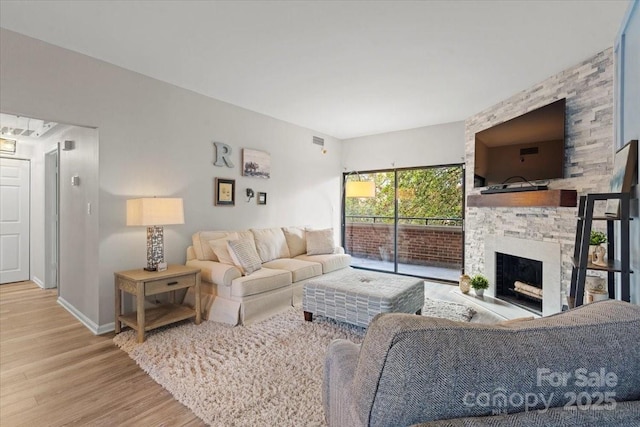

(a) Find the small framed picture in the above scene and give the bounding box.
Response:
[0,138,17,154]
[257,192,267,205]
[215,178,235,206]
[242,148,271,179]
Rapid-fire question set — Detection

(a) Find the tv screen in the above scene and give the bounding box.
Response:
[474,99,565,188]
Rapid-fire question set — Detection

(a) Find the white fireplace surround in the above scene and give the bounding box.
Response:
[485,235,562,316]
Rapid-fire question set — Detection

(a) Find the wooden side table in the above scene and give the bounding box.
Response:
[115,264,201,343]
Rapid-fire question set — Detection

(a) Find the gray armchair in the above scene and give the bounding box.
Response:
[323,300,640,426]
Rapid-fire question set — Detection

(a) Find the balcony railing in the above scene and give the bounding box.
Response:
[345,215,463,227]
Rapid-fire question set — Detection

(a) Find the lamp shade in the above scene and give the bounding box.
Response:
[126,198,184,226]
[345,181,375,198]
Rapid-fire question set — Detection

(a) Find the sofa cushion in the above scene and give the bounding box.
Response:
[192,231,232,261]
[306,228,335,255]
[227,238,262,275]
[230,267,292,297]
[295,253,351,273]
[251,227,291,263]
[263,258,322,283]
[283,226,307,257]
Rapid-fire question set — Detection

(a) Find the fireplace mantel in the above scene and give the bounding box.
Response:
[467,189,577,208]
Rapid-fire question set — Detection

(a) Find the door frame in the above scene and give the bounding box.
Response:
[44,147,60,290]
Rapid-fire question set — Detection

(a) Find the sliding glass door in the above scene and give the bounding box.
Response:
[343,165,463,281]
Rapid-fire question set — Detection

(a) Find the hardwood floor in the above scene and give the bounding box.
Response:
[0,281,205,427]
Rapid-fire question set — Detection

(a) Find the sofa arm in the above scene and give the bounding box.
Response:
[334,246,345,254]
[185,259,241,286]
[323,339,361,427]
[186,245,197,261]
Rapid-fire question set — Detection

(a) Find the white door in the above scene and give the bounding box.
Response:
[0,158,30,284]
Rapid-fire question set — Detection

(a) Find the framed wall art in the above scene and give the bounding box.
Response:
[0,138,17,154]
[242,149,271,179]
[605,139,637,217]
[257,192,267,205]
[215,178,235,206]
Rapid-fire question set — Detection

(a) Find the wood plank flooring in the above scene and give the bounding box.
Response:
[0,281,205,427]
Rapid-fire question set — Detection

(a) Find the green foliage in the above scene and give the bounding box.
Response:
[589,231,607,245]
[470,274,489,290]
[345,167,463,224]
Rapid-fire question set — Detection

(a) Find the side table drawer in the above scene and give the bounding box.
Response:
[146,274,196,295]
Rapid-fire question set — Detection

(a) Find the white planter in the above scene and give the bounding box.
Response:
[474,288,485,297]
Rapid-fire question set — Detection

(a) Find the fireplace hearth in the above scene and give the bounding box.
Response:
[495,252,543,314]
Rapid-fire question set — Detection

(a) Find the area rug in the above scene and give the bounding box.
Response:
[114,298,475,426]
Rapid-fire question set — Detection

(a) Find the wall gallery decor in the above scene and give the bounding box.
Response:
[257,192,267,205]
[213,141,234,168]
[215,178,235,206]
[242,149,271,179]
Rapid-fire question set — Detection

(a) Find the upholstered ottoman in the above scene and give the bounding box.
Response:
[302,268,424,328]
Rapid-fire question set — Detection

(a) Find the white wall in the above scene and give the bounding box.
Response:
[341,121,465,171]
[0,29,342,330]
[615,0,640,304]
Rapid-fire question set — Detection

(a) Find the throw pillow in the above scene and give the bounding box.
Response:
[282,226,306,257]
[208,237,236,265]
[251,228,291,263]
[227,238,262,275]
[306,228,335,255]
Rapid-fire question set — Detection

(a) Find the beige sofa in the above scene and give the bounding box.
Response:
[185,227,351,325]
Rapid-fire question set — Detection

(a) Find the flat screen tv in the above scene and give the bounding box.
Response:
[474,98,566,188]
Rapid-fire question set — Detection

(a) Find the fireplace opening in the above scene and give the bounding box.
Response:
[495,252,542,315]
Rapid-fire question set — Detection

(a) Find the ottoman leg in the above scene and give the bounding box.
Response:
[416,309,422,315]
[304,311,313,322]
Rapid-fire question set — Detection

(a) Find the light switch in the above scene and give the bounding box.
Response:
[71,175,80,186]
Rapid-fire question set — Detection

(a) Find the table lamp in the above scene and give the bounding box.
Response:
[126,197,184,271]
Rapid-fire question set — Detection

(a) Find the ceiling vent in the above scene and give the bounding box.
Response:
[0,113,57,139]
[312,136,324,146]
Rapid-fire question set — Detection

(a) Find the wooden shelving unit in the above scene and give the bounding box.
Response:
[568,193,633,308]
[467,189,577,208]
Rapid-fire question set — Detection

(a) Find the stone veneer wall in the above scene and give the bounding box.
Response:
[465,48,614,304]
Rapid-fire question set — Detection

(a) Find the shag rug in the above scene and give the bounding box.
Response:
[113,298,475,426]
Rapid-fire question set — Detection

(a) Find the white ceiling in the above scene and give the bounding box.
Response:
[0,1,630,139]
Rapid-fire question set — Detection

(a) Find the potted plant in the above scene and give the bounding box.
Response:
[470,274,489,297]
[589,230,607,265]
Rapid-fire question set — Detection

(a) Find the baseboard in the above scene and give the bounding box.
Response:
[57,296,100,334]
[31,276,45,288]
[96,322,115,335]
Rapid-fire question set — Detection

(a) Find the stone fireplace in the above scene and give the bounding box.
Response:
[485,236,561,316]
[464,48,615,313]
